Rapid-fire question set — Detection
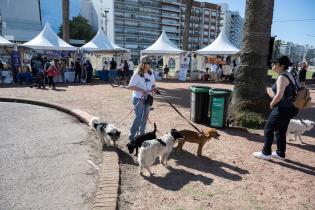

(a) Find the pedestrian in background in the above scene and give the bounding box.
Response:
[74,58,82,83]
[298,62,308,87]
[128,59,134,77]
[109,58,117,82]
[86,60,93,83]
[163,64,169,79]
[46,62,56,89]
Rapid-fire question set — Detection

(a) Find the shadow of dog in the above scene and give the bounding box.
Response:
[143,166,213,191]
[171,150,249,181]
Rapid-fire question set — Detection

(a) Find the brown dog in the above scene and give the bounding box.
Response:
[177,128,220,156]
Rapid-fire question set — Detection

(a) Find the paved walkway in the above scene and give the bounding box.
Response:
[0,102,100,210]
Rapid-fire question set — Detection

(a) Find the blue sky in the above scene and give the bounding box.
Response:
[40,0,80,32]
[202,0,315,46]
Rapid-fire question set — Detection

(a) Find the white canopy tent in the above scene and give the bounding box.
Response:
[141,31,184,55]
[196,32,240,55]
[22,22,77,51]
[0,35,15,47]
[81,28,128,53]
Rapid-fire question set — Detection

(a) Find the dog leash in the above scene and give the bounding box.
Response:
[138,101,162,135]
[155,90,203,134]
[115,100,141,127]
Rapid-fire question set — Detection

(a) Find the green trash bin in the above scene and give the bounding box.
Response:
[190,86,211,123]
[208,89,232,128]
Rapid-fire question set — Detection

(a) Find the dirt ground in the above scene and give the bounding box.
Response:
[1,80,314,210]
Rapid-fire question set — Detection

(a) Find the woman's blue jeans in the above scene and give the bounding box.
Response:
[129,97,151,141]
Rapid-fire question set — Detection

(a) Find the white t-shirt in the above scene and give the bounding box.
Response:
[211,64,218,72]
[102,63,109,70]
[128,60,134,71]
[129,72,156,98]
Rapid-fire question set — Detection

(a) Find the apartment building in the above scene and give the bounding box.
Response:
[220,4,243,49]
[180,0,222,50]
[0,0,42,42]
[279,41,307,64]
[80,0,222,60]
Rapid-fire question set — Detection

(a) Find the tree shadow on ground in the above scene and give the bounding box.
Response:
[223,128,264,143]
[170,150,249,181]
[287,142,315,153]
[269,158,315,176]
[142,166,213,191]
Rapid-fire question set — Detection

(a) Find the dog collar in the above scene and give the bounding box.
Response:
[157,139,166,146]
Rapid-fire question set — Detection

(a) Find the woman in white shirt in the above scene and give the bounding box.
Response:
[128,56,158,141]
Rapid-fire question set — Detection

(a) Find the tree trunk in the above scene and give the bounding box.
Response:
[182,0,193,51]
[62,0,70,42]
[228,0,275,128]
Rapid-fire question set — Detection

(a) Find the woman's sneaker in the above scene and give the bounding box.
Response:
[271,151,285,160]
[253,151,271,160]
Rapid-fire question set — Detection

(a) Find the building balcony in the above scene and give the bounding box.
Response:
[161,6,180,13]
[161,21,179,26]
[161,0,181,6]
[161,13,180,19]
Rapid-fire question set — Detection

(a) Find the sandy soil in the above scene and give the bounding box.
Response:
[1,80,314,210]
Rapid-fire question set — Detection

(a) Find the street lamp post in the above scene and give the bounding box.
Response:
[102,9,109,35]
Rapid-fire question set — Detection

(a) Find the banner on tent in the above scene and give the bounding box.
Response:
[204,56,225,64]
[178,55,189,81]
[43,50,71,58]
[11,51,21,68]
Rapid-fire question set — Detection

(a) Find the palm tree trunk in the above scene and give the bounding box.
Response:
[62,0,70,42]
[228,0,275,128]
[182,0,193,51]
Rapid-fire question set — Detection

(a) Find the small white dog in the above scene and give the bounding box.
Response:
[287,119,314,144]
[138,129,184,176]
[89,117,121,147]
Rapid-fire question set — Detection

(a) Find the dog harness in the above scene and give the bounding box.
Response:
[156,139,166,146]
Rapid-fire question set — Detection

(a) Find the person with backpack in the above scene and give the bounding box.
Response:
[254,56,298,160]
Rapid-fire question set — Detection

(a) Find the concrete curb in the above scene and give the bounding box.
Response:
[0,97,119,210]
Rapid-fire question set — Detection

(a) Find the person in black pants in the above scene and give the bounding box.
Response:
[74,59,82,83]
[298,62,307,87]
[254,56,298,160]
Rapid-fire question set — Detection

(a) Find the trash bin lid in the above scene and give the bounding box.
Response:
[209,89,227,95]
[190,86,211,93]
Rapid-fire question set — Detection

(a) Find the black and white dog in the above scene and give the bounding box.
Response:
[126,123,157,156]
[89,117,121,147]
[138,129,184,176]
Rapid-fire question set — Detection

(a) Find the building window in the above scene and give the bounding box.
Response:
[205,10,210,15]
[211,11,217,16]
[125,44,139,49]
